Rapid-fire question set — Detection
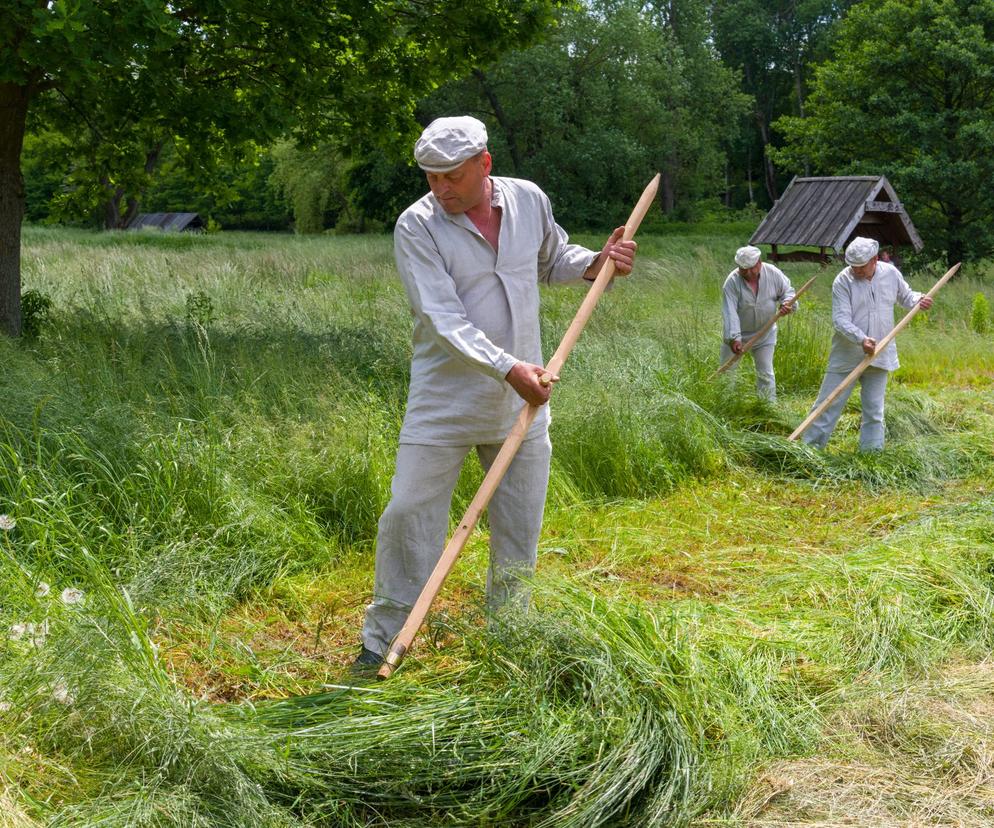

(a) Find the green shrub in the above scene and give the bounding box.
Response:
[20,289,52,340]
[970,292,990,334]
[185,290,216,327]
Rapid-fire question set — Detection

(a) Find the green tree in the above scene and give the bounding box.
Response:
[141,143,290,232]
[422,0,749,227]
[772,0,994,265]
[269,140,353,234]
[711,0,855,205]
[0,1,561,337]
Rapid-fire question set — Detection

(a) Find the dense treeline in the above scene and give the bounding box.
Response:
[13,1,994,263]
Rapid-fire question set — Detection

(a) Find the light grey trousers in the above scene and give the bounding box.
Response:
[361,433,552,656]
[719,339,777,401]
[801,366,889,451]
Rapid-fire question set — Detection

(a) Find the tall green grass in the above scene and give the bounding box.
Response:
[2,227,993,823]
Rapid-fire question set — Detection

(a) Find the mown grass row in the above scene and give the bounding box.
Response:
[4,495,994,825]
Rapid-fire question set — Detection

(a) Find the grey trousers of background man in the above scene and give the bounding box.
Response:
[361,433,552,657]
[719,339,777,401]
[801,365,889,451]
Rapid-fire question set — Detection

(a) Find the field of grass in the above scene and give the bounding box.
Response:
[1,225,994,826]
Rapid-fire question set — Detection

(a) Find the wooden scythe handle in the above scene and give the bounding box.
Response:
[788,262,960,442]
[377,173,661,679]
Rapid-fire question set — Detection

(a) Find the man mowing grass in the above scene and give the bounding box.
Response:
[720,244,796,401]
[801,236,933,451]
[353,116,637,671]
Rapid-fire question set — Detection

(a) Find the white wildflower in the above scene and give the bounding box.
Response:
[35,581,50,599]
[52,682,74,706]
[10,623,27,641]
[0,514,15,531]
[60,587,84,606]
[0,701,11,713]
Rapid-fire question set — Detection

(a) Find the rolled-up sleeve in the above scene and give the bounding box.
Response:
[832,278,866,344]
[395,220,518,382]
[537,193,598,285]
[775,268,796,308]
[895,271,923,309]
[722,278,741,342]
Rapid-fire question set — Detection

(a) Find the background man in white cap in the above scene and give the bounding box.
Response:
[801,236,932,451]
[720,245,796,401]
[354,116,637,669]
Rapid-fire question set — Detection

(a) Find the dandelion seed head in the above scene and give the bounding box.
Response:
[0,701,11,713]
[52,683,74,706]
[9,623,26,641]
[0,514,15,531]
[35,582,50,599]
[61,587,84,606]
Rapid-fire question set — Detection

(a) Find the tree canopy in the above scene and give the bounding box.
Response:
[773,0,994,265]
[0,0,562,335]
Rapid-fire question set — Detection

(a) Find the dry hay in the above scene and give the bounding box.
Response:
[0,788,41,828]
[731,661,994,828]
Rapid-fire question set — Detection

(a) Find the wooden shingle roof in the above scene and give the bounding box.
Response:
[750,176,923,253]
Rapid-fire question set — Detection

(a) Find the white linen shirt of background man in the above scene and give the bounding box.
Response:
[394,176,597,446]
[828,261,923,373]
[721,262,795,347]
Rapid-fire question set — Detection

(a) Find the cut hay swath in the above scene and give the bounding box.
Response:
[713,271,821,376]
[789,262,961,442]
[378,173,662,679]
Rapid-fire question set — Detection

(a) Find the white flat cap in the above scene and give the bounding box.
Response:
[845,236,879,266]
[414,116,488,173]
[735,245,762,268]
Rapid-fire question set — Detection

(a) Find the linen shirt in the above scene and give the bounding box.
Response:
[394,176,598,445]
[828,261,922,372]
[721,263,795,347]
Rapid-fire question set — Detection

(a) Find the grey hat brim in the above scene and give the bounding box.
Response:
[417,159,469,174]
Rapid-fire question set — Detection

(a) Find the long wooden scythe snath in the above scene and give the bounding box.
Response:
[377,173,661,680]
[714,271,822,377]
[788,262,961,442]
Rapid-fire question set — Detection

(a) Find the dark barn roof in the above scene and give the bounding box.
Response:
[750,176,923,253]
[127,212,204,232]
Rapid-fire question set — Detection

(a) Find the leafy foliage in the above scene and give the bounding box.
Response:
[1,0,566,333]
[422,0,750,227]
[18,289,51,340]
[711,0,857,205]
[773,0,994,264]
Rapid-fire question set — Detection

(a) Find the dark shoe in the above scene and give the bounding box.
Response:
[349,646,382,676]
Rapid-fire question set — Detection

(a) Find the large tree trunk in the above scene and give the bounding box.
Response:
[102,176,128,230]
[102,140,164,229]
[0,82,30,338]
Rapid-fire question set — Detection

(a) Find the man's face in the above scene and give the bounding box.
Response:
[851,256,878,279]
[426,151,491,214]
[738,261,762,279]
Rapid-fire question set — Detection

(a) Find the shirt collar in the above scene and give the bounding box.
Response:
[435,177,500,230]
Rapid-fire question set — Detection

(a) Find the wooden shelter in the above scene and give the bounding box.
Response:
[127,212,204,232]
[749,176,923,263]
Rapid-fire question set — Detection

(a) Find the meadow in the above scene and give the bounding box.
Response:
[2,225,994,826]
